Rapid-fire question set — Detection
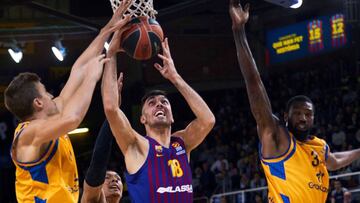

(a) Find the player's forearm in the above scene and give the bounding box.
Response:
[73,31,109,70]
[102,56,119,111]
[62,77,98,125]
[332,149,360,169]
[59,64,87,105]
[86,120,113,187]
[170,75,215,126]
[233,27,260,83]
[232,27,273,125]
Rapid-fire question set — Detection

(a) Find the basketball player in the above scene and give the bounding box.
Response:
[4,1,131,202]
[229,0,360,202]
[102,37,215,202]
[81,121,124,203]
[81,69,124,203]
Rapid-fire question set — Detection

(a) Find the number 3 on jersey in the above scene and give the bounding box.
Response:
[311,150,320,167]
[168,159,183,177]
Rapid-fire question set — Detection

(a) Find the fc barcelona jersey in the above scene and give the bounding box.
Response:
[260,131,330,203]
[125,136,193,203]
[11,122,79,203]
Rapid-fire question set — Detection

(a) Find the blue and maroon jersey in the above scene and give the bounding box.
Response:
[125,136,193,203]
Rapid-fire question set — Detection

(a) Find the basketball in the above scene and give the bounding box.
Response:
[121,16,164,61]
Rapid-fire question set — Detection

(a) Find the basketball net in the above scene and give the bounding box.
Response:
[109,0,157,19]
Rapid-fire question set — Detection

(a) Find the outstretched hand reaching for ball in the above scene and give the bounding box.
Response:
[103,0,132,34]
[154,38,180,82]
[229,0,250,30]
[107,15,131,57]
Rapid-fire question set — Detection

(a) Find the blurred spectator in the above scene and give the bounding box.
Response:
[250,173,266,189]
[200,161,216,197]
[331,126,347,151]
[211,153,229,174]
[254,193,266,203]
[331,180,351,203]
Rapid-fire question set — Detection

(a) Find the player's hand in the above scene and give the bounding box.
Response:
[154,38,180,82]
[117,72,123,107]
[229,0,249,30]
[88,54,110,81]
[107,17,131,57]
[103,0,132,34]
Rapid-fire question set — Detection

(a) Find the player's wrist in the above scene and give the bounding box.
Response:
[232,24,246,32]
[168,73,182,83]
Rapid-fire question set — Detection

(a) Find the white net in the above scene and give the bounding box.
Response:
[109,0,158,19]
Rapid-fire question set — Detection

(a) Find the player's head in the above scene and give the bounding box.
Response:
[140,90,174,129]
[334,179,342,190]
[4,72,58,121]
[284,95,315,141]
[102,170,123,201]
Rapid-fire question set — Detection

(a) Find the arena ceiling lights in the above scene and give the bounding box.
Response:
[264,0,303,9]
[51,40,66,61]
[8,44,23,63]
[290,0,303,9]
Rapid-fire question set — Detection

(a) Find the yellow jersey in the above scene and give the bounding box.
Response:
[260,132,330,203]
[11,122,79,203]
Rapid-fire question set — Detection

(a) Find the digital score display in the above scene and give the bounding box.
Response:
[266,14,350,64]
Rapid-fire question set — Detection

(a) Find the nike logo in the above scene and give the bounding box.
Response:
[156,154,163,157]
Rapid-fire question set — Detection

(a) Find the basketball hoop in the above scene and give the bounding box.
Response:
[109,0,157,19]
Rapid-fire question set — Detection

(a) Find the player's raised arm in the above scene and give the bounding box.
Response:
[30,54,108,145]
[229,0,287,157]
[57,0,132,108]
[154,38,215,153]
[101,31,147,153]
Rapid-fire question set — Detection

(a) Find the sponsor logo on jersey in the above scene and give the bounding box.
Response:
[172,142,180,148]
[176,150,186,156]
[308,182,329,193]
[316,171,325,182]
[172,142,185,155]
[156,184,193,194]
[156,153,164,157]
[172,142,183,152]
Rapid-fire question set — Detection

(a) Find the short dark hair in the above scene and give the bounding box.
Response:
[4,72,41,121]
[286,95,314,113]
[141,89,168,108]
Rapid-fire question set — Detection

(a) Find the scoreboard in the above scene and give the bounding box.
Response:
[266,13,350,64]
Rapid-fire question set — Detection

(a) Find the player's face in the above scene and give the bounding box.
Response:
[334,181,342,190]
[286,101,314,141]
[288,102,314,130]
[141,95,174,128]
[103,171,123,199]
[35,82,59,116]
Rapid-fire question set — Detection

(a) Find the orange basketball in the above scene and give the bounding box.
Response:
[121,16,164,61]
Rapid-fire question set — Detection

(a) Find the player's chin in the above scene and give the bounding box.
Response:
[153,120,171,127]
[295,127,308,132]
[108,190,122,198]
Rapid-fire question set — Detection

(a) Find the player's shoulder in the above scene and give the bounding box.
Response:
[14,121,37,144]
[170,135,185,144]
[15,118,55,146]
[308,135,328,145]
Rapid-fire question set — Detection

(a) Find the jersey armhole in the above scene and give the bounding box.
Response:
[325,144,329,161]
[259,131,296,164]
[125,138,151,179]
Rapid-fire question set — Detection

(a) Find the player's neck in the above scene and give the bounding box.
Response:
[146,126,172,148]
[106,196,120,203]
[31,110,49,120]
